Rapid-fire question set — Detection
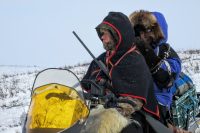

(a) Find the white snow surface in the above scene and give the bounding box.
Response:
[0,51,200,133]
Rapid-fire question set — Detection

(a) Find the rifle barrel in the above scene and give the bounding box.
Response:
[72,31,110,79]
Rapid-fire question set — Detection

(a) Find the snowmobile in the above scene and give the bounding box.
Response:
[22,31,200,133]
[22,68,200,133]
[23,68,174,133]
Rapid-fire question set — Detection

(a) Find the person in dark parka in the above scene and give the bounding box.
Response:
[81,12,160,133]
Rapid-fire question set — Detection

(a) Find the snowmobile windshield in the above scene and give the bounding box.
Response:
[25,68,89,133]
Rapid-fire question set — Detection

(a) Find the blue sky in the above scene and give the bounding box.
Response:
[0,0,200,67]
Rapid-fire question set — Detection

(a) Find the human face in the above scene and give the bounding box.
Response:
[100,29,116,51]
[139,26,156,46]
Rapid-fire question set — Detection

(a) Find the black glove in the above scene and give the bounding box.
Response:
[98,78,115,92]
[134,37,161,70]
[134,37,153,55]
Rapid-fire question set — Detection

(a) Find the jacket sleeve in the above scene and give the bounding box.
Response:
[81,52,106,91]
[152,44,181,88]
[81,60,100,91]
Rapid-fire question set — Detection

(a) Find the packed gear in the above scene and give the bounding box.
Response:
[171,72,199,130]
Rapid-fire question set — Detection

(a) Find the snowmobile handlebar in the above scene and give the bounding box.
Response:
[81,79,103,91]
[81,79,105,98]
[81,79,137,108]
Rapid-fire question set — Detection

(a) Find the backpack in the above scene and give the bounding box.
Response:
[170,72,199,129]
[170,72,193,96]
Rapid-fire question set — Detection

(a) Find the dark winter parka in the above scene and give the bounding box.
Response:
[129,11,181,108]
[82,12,159,118]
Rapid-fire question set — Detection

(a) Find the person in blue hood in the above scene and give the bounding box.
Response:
[129,10,181,126]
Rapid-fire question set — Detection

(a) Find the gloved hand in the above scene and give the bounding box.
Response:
[87,78,110,97]
[134,37,161,70]
[117,103,135,117]
[97,78,116,93]
[117,97,143,118]
[134,37,153,55]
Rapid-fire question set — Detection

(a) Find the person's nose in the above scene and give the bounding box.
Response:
[101,34,107,43]
[101,34,105,41]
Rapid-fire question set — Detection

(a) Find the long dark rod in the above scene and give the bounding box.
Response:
[72,31,110,79]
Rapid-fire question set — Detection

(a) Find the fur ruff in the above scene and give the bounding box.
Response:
[81,105,130,133]
[129,10,164,42]
[129,10,157,29]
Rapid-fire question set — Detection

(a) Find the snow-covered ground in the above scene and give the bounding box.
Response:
[179,51,200,91]
[0,66,42,133]
[0,50,200,133]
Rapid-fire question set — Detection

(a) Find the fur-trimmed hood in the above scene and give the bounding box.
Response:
[129,10,168,46]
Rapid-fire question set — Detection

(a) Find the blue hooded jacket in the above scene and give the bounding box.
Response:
[152,12,181,108]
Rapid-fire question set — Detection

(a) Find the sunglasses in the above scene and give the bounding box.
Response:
[134,24,156,36]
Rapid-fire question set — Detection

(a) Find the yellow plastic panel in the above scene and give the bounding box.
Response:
[26,83,89,131]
